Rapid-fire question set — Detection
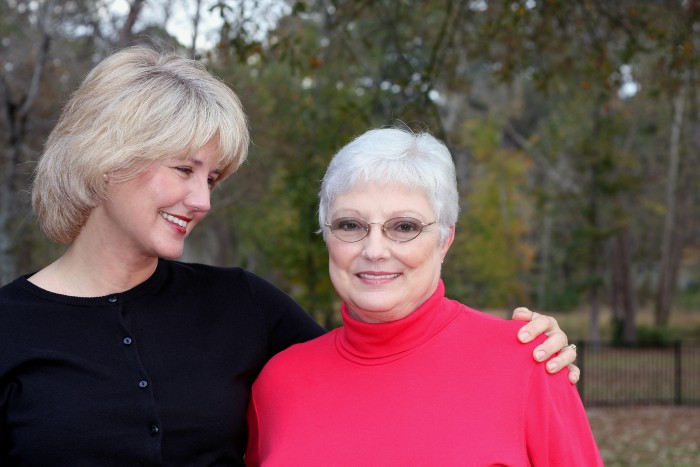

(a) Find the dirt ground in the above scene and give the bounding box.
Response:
[586,406,700,466]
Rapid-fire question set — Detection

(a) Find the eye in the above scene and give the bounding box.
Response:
[333,218,366,232]
[388,218,421,233]
[176,166,193,175]
[208,169,223,188]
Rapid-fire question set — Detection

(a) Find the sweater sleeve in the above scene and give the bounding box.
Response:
[524,366,604,466]
[242,270,326,359]
[0,382,14,464]
[244,393,261,466]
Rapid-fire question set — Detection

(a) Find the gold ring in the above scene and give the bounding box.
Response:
[566,344,577,351]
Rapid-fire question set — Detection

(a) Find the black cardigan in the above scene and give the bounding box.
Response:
[0,259,325,466]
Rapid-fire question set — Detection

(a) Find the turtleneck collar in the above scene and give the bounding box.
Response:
[335,280,461,365]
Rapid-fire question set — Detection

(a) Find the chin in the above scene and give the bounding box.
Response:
[353,302,403,318]
[158,248,185,260]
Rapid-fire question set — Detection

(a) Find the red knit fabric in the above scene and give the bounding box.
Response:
[246,281,602,466]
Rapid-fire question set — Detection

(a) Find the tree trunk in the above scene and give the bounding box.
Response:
[190,0,203,57]
[117,0,147,48]
[655,85,686,327]
[0,10,52,285]
[611,227,637,344]
[588,283,601,347]
[537,200,553,309]
[587,203,602,347]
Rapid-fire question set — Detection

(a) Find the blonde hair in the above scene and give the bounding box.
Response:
[32,46,249,243]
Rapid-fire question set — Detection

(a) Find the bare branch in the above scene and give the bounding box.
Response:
[118,0,147,47]
[191,0,203,56]
[502,121,582,195]
[18,35,51,119]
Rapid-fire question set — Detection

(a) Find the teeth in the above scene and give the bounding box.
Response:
[358,273,400,279]
[160,211,188,228]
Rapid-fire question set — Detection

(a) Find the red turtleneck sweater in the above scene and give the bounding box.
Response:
[245,282,602,466]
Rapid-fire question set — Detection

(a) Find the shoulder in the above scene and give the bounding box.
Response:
[0,280,24,339]
[256,331,336,379]
[164,260,323,349]
[164,259,308,316]
[446,299,543,361]
[0,276,45,323]
[453,300,534,340]
[0,278,21,302]
[163,260,285,297]
[163,259,248,282]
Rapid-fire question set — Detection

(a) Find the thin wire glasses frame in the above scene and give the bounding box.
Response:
[324,217,436,243]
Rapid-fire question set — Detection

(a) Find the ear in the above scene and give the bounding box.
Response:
[440,224,456,259]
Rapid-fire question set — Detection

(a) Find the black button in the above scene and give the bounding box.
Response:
[107,296,118,303]
[123,337,132,345]
[139,380,148,388]
[150,424,160,435]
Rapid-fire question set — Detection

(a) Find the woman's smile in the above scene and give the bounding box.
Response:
[327,181,452,324]
[159,211,192,233]
[356,271,401,282]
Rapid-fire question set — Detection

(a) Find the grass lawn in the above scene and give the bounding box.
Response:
[587,406,700,466]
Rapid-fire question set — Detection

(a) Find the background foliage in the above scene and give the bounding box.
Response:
[1,0,699,340]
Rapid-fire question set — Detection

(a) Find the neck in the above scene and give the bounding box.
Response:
[28,229,159,297]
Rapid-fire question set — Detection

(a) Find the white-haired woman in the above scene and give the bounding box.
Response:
[245,128,602,466]
[0,47,577,466]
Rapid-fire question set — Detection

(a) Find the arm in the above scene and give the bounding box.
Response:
[0,384,9,465]
[524,364,603,465]
[244,270,326,358]
[512,307,580,384]
[245,396,261,467]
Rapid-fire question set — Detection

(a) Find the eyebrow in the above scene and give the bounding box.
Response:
[189,158,223,176]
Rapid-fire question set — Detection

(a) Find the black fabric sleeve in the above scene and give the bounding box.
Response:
[0,386,8,464]
[242,270,326,359]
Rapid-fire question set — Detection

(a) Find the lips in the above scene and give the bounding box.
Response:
[160,211,191,228]
[357,272,401,280]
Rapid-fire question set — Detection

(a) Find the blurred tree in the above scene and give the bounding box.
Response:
[445,117,533,309]
[205,0,700,334]
[464,0,698,342]
[0,0,103,285]
[1,0,697,339]
[0,0,188,286]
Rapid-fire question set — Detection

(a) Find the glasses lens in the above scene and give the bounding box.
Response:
[384,217,423,242]
[330,217,369,242]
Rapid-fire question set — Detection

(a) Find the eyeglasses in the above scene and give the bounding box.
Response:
[324,217,436,243]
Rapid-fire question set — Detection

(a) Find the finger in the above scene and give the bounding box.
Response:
[511,307,533,322]
[566,364,581,385]
[545,343,577,372]
[516,312,551,343]
[531,328,568,361]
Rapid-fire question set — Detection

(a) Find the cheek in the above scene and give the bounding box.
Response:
[328,243,356,273]
[328,245,344,264]
[327,246,351,299]
[400,242,442,268]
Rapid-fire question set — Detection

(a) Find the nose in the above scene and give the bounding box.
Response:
[185,177,211,213]
[361,223,390,261]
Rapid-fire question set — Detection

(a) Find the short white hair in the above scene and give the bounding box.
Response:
[318,127,459,243]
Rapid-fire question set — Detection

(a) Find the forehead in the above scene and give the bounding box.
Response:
[331,181,433,217]
[178,140,226,170]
